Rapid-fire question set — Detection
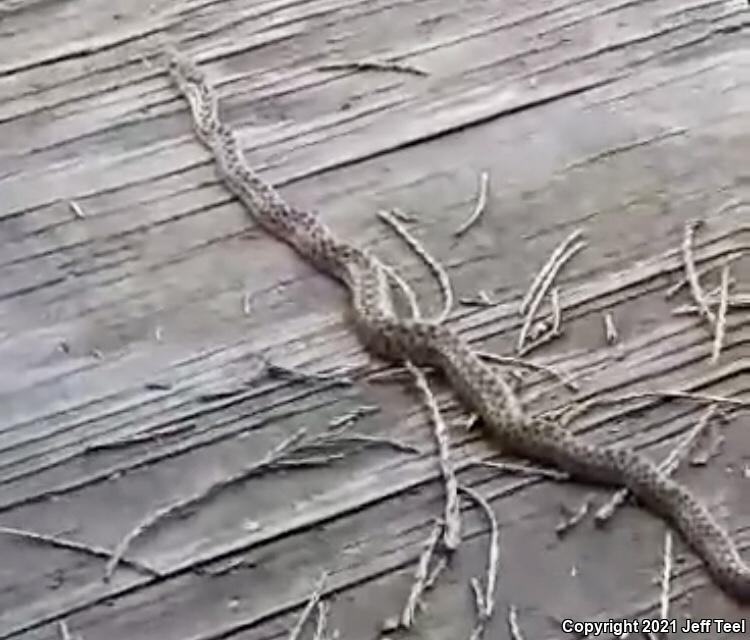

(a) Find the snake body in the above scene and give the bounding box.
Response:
[166,51,750,602]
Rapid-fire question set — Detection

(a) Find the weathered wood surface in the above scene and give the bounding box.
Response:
[1,0,749,638]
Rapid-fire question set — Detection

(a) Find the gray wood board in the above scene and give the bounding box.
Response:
[0,0,748,638]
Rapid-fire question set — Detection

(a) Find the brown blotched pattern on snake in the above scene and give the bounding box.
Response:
[166,49,750,602]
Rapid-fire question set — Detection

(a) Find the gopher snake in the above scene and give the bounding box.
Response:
[165,50,750,602]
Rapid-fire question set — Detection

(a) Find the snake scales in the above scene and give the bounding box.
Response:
[165,50,749,602]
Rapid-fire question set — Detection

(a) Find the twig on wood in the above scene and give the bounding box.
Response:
[68,200,86,219]
[659,531,673,621]
[378,209,453,322]
[633,390,748,406]
[555,495,592,537]
[477,350,578,391]
[724,293,749,307]
[460,485,500,640]
[270,454,349,468]
[711,263,731,364]
[595,405,718,525]
[401,520,444,628]
[516,288,565,357]
[58,620,73,640]
[407,361,461,551]
[344,433,421,455]
[529,316,552,340]
[289,571,329,640]
[519,229,584,317]
[548,287,562,334]
[518,329,562,357]
[690,416,725,466]
[670,304,697,316]
[682,220,715,326]
[468,580,486,636]
[0,526,160,577]
[378,242,426,324]
[327,405,380,429]
[603,311,618,345]
[520,283,566,360]
[545,401,588,429]
[459,290,496,307]
[266,362,352,387]
[384,259,460,550]
[382,262,422,320]
[314,428,421,456]
[690,436,724,466]
[665,250,743,298]
[471,459,569,481]
[672,294,749,315]
[464,413,480,431]
[84,423,196,453]
[318,60,428,77]
[454,171,490,238]
[390,207,418,222]
[660,406,718,476]
[366,365,421,383]
[568,390,748,422]
[424,556,448,591]
[105,427,310,580]
[518,241,584,353]
[508,605,527,640]
[700,282,733,300]
[312,601,329,640]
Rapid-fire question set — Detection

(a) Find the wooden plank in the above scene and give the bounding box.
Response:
[0,0,748,638]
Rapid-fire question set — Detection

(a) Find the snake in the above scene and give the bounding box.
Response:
[165,49,750,602]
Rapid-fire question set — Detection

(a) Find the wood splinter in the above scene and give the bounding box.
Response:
[67,199,86,219]
[603,311,618,345]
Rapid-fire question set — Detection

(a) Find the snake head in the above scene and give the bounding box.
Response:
[164,46,206,85]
